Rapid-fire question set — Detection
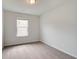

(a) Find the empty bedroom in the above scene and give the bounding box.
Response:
[2,0,77,59]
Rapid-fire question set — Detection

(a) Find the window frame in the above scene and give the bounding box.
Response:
[16,18,29,37]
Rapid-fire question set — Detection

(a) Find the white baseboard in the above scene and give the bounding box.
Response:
[41,40,77,58]
[4,40,40,47]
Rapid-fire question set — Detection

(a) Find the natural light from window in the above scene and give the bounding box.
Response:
[16,19,28,37]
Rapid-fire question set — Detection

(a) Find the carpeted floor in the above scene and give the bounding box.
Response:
[3,42,76,59]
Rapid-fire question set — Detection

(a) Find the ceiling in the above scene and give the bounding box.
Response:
[3,0,70,15]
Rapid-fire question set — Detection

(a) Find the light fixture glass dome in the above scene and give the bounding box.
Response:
[26,0,36,4]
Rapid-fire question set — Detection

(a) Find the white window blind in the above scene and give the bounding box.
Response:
[16,20,28,37]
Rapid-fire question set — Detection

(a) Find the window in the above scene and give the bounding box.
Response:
[16,19,28,37]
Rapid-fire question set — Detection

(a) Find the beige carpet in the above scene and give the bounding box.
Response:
[3,42,76,59]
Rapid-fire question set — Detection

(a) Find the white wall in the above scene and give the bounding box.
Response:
[4,10,40,46]
[40,0,77,57]
[3,10,5,48]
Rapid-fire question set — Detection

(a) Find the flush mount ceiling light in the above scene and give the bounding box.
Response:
[26,0,36,5]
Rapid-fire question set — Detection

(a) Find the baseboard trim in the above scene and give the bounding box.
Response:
[41,41,77,58]
[3,41,40,48]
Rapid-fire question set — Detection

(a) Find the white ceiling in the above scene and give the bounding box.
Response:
[3,0,69,15]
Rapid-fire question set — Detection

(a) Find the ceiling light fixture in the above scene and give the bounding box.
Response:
[26,0,36,5]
